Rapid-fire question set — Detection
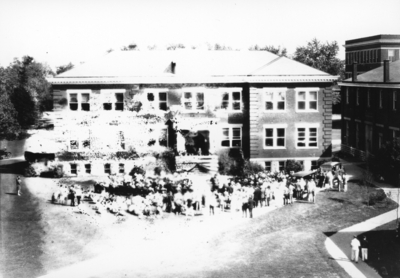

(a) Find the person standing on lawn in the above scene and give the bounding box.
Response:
[16,176,22,196]
[351,235,361,263]
[360,236,368,261]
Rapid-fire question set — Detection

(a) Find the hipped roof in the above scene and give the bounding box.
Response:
[49,50,337,85]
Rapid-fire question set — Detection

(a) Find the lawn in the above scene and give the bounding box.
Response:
[16,174,398,278]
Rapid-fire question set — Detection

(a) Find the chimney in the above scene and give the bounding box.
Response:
[383,59,390,83]
[171,62,176,74]
[352,62,358,82]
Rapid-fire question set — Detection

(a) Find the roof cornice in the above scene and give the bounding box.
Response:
[338,82,400,89]
[344,39,400,48]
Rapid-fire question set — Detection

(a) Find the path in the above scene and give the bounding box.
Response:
[325,159,400,278]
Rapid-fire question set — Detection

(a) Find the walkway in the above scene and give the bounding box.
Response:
[325,159,399,278]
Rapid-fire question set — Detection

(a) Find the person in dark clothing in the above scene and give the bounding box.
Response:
[360,236,368,261]
[247,196,255,218]
[253,186,262,208]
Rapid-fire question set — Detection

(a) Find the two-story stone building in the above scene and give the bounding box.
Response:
[47,50,337,175]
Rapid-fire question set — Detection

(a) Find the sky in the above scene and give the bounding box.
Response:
[1,0,400,70]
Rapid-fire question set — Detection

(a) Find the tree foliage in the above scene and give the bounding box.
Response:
[249,45,287,57]
[0,56,53,134]
[121,43,139,51]
[293,38,345,79]
[56,62,74,75]
[372,139,400,184]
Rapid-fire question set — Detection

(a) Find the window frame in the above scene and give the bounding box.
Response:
[181,88,206,112]
[263,124,287,149]
[295,124,319,149]
[265,161,271,171]
[295,88,319,112]
[104,163,111,174]
[70,163,78,175]
[84,164,91,174]
[146,90,169,111]
[100,89,126,111]
[220,125,242,148]
[220,90,242,111]
[263,88,287,112]
[278,161,286,172]
[68,90,91,112]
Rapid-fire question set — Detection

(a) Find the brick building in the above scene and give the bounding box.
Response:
[339,60,400,160]
[344,34,400,79]
[47,51,337,176]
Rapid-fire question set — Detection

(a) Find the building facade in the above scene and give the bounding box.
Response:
[48,51,337,176]
[344,34,400,79]
[339,60,400,160]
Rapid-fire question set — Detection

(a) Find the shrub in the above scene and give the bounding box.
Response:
[369,189,387,205]
[285,160,303,173]
[243,160,264,176]
[129,165,146,177]
[24,164,38,177]
[218,149,244,176]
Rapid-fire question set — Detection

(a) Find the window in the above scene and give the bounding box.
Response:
[311,160,318,169]
[147,92,168,111]
[379,90,383,108]
[378,133,383,149]
[70,137,90,151]
[104,163,111,174]
[263,125,286,148]
[296,126,318,148]
[346,88,349,104]
[367,90,370,107]
[393,91,397,111]
[296,89,318,111]
[115,93,124,111]
[221,91,241,110]
[278,161,285,172]
[85,164,91,174]
[70,140,79,150]
[355,123,360,149]
[69,94,78,111]
[81,94,90,111]
[183,92,204,111]
[265,161,271,171]
[159,128,168,147]
[119,163,125,174]
[372,50,375,62]
[264,90,286,111]
[221,126,242,148]
[388,50,395,62]
[71,164,77,175]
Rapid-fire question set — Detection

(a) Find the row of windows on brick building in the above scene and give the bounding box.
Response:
[345,89,398,110]
[345,49,397,65]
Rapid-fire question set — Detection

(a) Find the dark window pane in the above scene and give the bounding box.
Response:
[277,138,285,146]
[119,164,125,174]
[159,102,167,111]
[232,102,241,110]
[115,103,124,111]
[147,93,155,101]
[81,103,90,111]
[71,164,77,175]
[232,128,241,137]
[159,92,167,101]
[266,102,273,110]
[85,164,91,174]
[70,103,78,111]
[184,92,192,99]
[277,101,285,110]
[196,101,204,110]
[221,101,229,109]
[222,93,229,101]
[265,129,273,137]
[185,102,192,110]
[103,103,112,110]
[298,102,306,110]
[82,140,90,149]
[277,128,285,137]
[265,139,273,146]
[232,92,240,101]
[297,142,306,147]
[309,101,317,110]
[309,142,317,147]
[115,93,124,102]
[221,140,230,147]
[232,140,241,147]
[70,140,79,150]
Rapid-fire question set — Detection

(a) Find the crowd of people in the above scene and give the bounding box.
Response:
[50,166,338,219]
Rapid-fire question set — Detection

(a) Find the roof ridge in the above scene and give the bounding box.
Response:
[249,56,282,75]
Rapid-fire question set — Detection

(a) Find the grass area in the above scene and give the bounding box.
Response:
[359,220,400,277]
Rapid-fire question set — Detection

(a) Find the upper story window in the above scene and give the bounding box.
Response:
[296,124,318,148]
[296,89,318,112]
[379,90,383,108]
[264,90,286,111]
[346,88,349,104]
[104,163,111,174]
[119,163,125,174]
[388,50,395,62]
[69,91,91,111]
[356,89,360,106]
[183,92,204,111]
[367,90,370,107]
[394,91,398,111]
[147,92,168,111]
[221,126,242,148]
[263,124,286,149]
[221,91,241,111]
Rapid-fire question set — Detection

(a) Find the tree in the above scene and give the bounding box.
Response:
[56,63,74,75]
[293,38,345,80]
[166,43,185,50]
[249,45,287,57]
[0,88,21,140]
[373,139,400,184]
[121,43,139,51]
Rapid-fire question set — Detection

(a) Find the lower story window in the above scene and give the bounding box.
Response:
[221,127,242,147]
[311,160,318,169]
[278,161,285,172]
[104,163,111,174]
[264,126,286,148]
[71,164,77,175]
[265,161,271,171]
[85,164,91,174]
[119,163,125,174]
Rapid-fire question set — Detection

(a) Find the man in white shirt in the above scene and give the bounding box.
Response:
[351,235,361,263]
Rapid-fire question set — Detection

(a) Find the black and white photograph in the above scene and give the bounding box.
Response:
[1,0,400,277]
